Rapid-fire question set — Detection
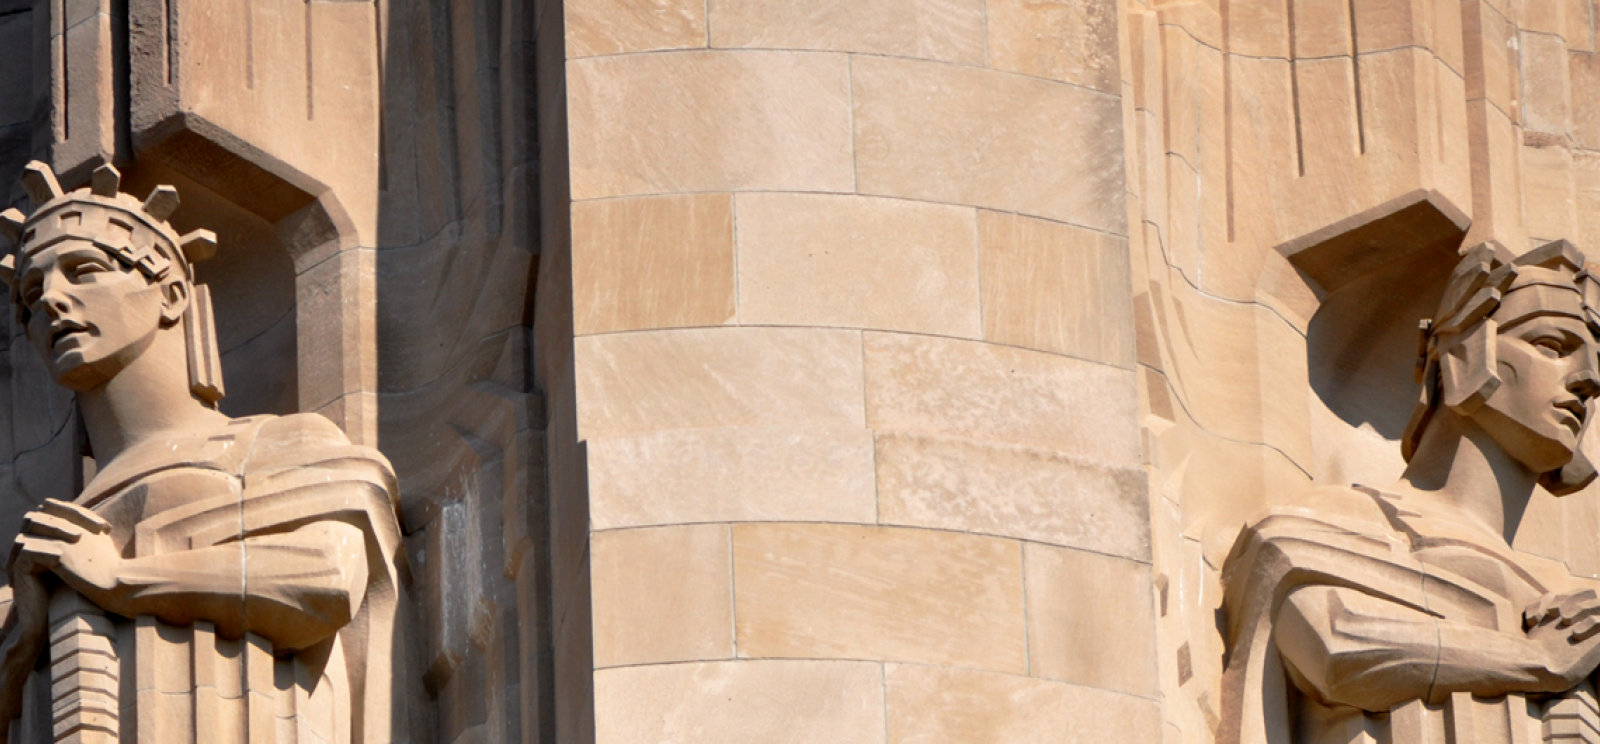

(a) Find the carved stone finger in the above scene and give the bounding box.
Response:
[39,499,110,535]
[20,513,82,543]
[14,537,63,569]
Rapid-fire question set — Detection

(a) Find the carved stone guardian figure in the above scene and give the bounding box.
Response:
[0,162,408,743]
[1222,241,1600,743]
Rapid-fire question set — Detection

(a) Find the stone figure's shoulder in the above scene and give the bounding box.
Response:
[1246,484,1397,537]
[240,413,393,475]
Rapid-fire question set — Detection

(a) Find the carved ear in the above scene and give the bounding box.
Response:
[1542,397,1600,496]
[159,276,190,325]
[1439,319,1501,414]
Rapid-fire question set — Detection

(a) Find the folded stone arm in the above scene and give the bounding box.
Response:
[1276,585,1574,711]
[65,521,370,652]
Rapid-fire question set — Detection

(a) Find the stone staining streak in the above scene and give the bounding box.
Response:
[1348,0,1364,154]
[305,1,313,120]
[1288,0,1304,176]
[243,0,254,89]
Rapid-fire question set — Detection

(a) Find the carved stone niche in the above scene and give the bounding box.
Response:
[1221,197,1600,744]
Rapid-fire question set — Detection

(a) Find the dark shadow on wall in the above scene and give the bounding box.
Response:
[374,0,554,741]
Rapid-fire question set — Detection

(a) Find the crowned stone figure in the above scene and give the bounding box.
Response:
[0,161,408,743]
[1221,241,1600,744]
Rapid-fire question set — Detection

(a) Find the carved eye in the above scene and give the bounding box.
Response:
[1533,337,1567,357]
[71,261,107,280]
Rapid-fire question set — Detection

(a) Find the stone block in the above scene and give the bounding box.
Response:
[1227,0,1290,57]
[1024,543,1159,697]
[884,665,1164,742]
[862,332,1141,464]
[986,0,1120,92]
[1292,0,1354,58]
[733,524,1026,672]
[591,525,734,668]
[587,426,877,530]
[707,0,985,65]
[1571,51,1600,149]
[594,660,884,743]
[568,50,853,199]
[735,193,981,337]
[566,0,707,58]
[572,194,736,335]
[1463,1,1517,117]
[1522,140,1577,243]
[574,327,866,438]
[875,433,1151,559]
[852,55,1127,231]
[978,212,1136,366]
[1520,31,1572,134]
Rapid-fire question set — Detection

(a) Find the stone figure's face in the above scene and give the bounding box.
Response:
[16,239,174,391]
[1472,312,1600,474]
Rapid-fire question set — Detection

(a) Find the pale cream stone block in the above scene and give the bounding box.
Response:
[852,55,1127,232]
[1226,0,1290,57]
[1570,52,1600,150]
[733,524,1026,673]
[588,426,877,530]
[707,0,985,65]
[1521,140,1577,243]
[572,194,736,336]
[574,327,866,439]
[978,211,1136,367]
[862,332,1141,465]
[1024,543,1159,697]
[591,525,734,668]
[884,665,1163,743]
[876,433,1150,560]
[735,193,981,337]
[569,51,853,199]
[594,660,885,744]
[1520,31,1573,134]
[566,0,707,58]
[985,0,1119,92]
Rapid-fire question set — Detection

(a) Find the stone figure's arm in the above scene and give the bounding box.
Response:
[20,508,370,652]
[90,521,371,650]
[1276,585,1578,711]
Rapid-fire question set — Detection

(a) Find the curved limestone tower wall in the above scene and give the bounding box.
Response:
[541,0,1160,740]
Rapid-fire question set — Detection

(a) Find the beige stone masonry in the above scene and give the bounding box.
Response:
[735,193,981,337]
[885,665,1164,743]
[852,55,1128,232]
[707,0,987,65]
[572,193,736,335]
[587,426,877,530]
[574,327,866,439]
[1024,543,1159,697]
[566,0,708,58]
[732,523,1027,673]
[568,50,854,199]
[862,332,1141,465]
[591,525,734,668]
[594,660,886,744]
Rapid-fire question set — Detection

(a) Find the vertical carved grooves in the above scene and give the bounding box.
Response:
[1223,0,1235,240]
[376,0,386,191]
[164,0,173,84]
[1349,0,1366,153]
[242,0,253,89]
[1288,0,1305,175]
[305,1,314,120]
[59,0,68,140]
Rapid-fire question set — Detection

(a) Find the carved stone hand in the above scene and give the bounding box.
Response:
[10,499,118,599]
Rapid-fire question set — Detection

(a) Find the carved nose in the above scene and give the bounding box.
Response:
[1567,369,1600,401]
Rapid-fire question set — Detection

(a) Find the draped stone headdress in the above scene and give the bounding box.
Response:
[0,161,225,406]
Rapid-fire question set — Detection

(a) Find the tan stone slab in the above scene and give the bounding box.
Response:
[1024,543,1159,697]
[574,327,866,438]
[987,0,1119,92]
[1227,0,1290,57]
[569,50,853,199]
[591,525,734,668]
[566,0,707,58]
[572,194,736,335]
[588,426,877,530]
[1571,52,1600,150]
[707,0,985,65]
[876,433,1150,560]
[885,665,1163,743]
[733,523,1026,672]
[1292,0,1354,58]
[1520,31,1572,134]
[852,55,1127,232]
[862,332,1141,465]
[1522,140,1577,244]
[594,660,885,744]
[979,211,1136,367]
[735,193,981,337]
